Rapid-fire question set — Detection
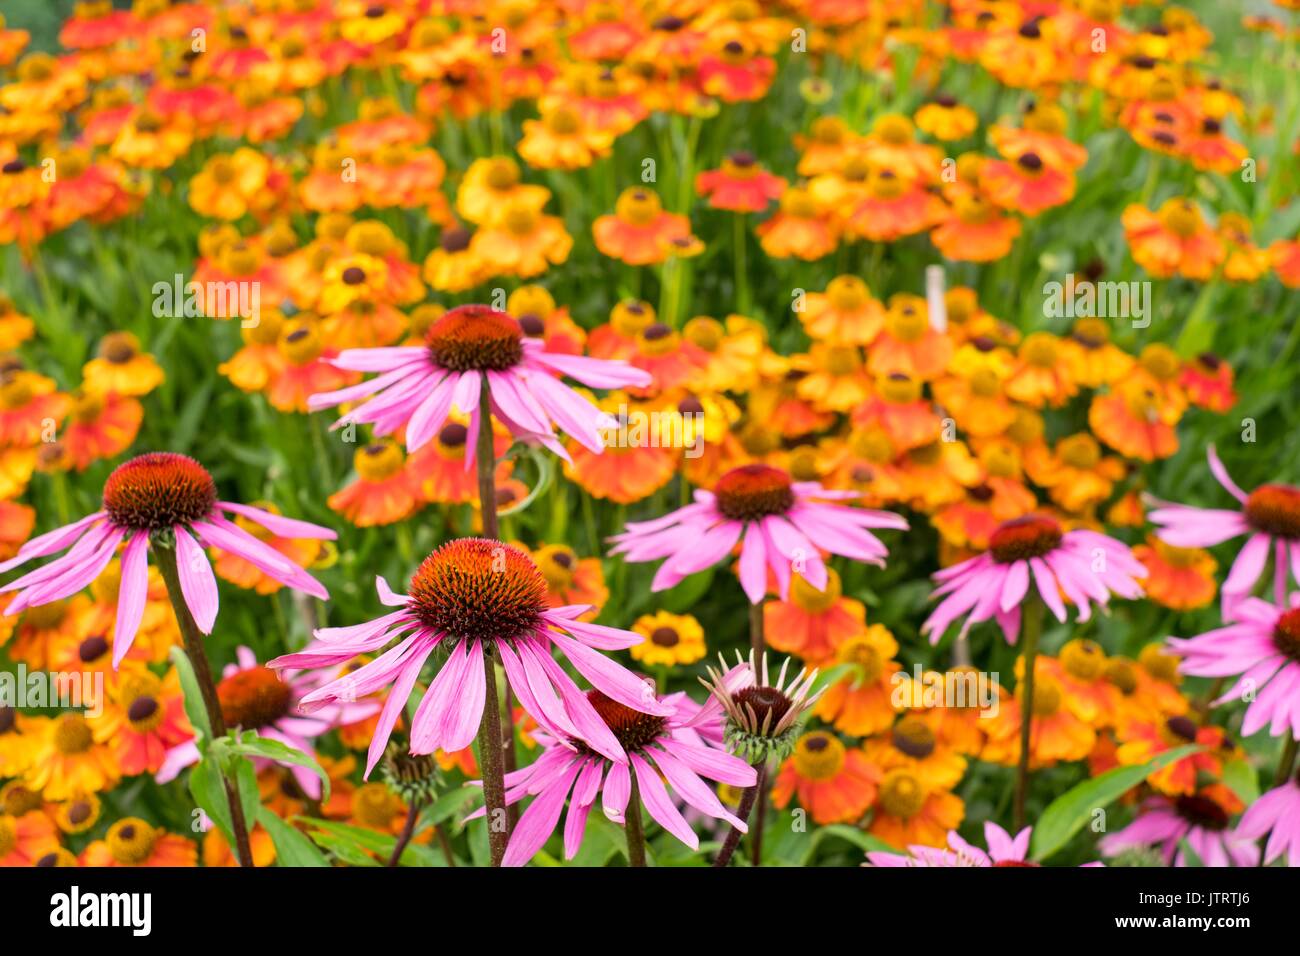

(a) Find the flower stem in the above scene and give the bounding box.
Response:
[153,540,254,869]
[387,797,423,867]
[1273,734,1298,788]
[1013,594,1045,832]
[749,760,769,866]
[477,643,509,867]
[625,775,648,867]
[733,214,751,316]
[748,599,765,657]
[476,383,499,541]
[713,760,766,867]
[475,381,519,839]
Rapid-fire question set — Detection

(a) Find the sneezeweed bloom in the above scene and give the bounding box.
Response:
[630,611,706,667]
[1167,594,1300,737]
[25,712,119,799]
[610,463,907,602]
[0,452,334,667]
[1099,786,1256,867]
[81,817,197,867]
[1149,446,1300,605]
[699,651,823,763]
[0,810,60,867]
[923,514,1146,643]
[269,538,671,777]
[695,152,786,212]
[485,686,757,866]
[308,304,650,461]
[772,730,878,825]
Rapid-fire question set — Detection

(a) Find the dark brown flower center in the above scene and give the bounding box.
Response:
[439,423,468,447]
[1174,794,1229,831]
[734,685,793,731]
[713,464,795,521]
[79,636,109,662]
[650,627,679,647]
[890,717,936,758]
[103,452,218,531]
[1165,715,1198,742]
[425,305,523,372]
[988,514,1063,563]
[1273,608,1300,663]
[584,690,665,752]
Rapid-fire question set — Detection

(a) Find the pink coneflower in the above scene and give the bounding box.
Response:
[609,463,907,602]
[921,514,1145,644]
[0,452,334,667]
[480,687,757,867]
[1149,445,1300,606]
[1236,775,1300,867]
[156,647,377,798]
[268,538,671,777]
[867,821,1103,867]
[1166,594,1300,737]
[1099,790,1259,867]
[307,304,651,462]
[868,822,1034,867]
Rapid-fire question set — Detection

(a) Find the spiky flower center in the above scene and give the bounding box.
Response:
[218,666,291,730]
[1244,484,1300,539]
[792,732,845,780]
[103,452,217,531]
[425,305,523,372]
[734,685,793,734]
[988,514,1063,563]
[1273,608,1300,663]
[585,690,666,752]
[713,464,795,521]
[407,538,548,643]
[1174,794,1229,831]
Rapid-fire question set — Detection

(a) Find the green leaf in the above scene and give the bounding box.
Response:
[257,807,330,867]
[660,566,716,614]
[1221,758,1260,806]
[169,646,211,742]
[228,731,331,802]
[1029,744,1202,861]
[800,824,896,865]
[302,818,439,868]
[425,785,477,827]
[189,757,234,847]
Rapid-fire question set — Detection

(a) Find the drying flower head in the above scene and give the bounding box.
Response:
[699,650,824,762]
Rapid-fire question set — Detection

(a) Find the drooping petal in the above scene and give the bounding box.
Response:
[174,525,219,634]
[112,533,151,668]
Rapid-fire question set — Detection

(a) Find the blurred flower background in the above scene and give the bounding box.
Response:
[0,0,1299,869]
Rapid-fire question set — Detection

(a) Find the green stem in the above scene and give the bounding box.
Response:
[733,214,751,316]
[748,598,765,657]
[1273,735,1298,788]
[625,775,647,867]
[1013,594,1044,832]
[713,760,766,867]
[153,540,253,868]
[477,644,509,866]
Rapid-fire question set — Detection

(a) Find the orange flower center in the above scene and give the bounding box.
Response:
[885,302,928,341]
[425,305,524,371]
[878,371,920,403]
[103,452,217,531]
[792,568,842,612]
[218,666,291,729]
[1021,332,1059,367]
[988,514,1063,563]
[615,189,664,226]
[1029,676,1063,716]
[826,276,868,311]
[1058,434,1101,469]
[1060,639,1105,679]
[713,463,794,521]
[408,538,548,643]
[1244,485,1300,538]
